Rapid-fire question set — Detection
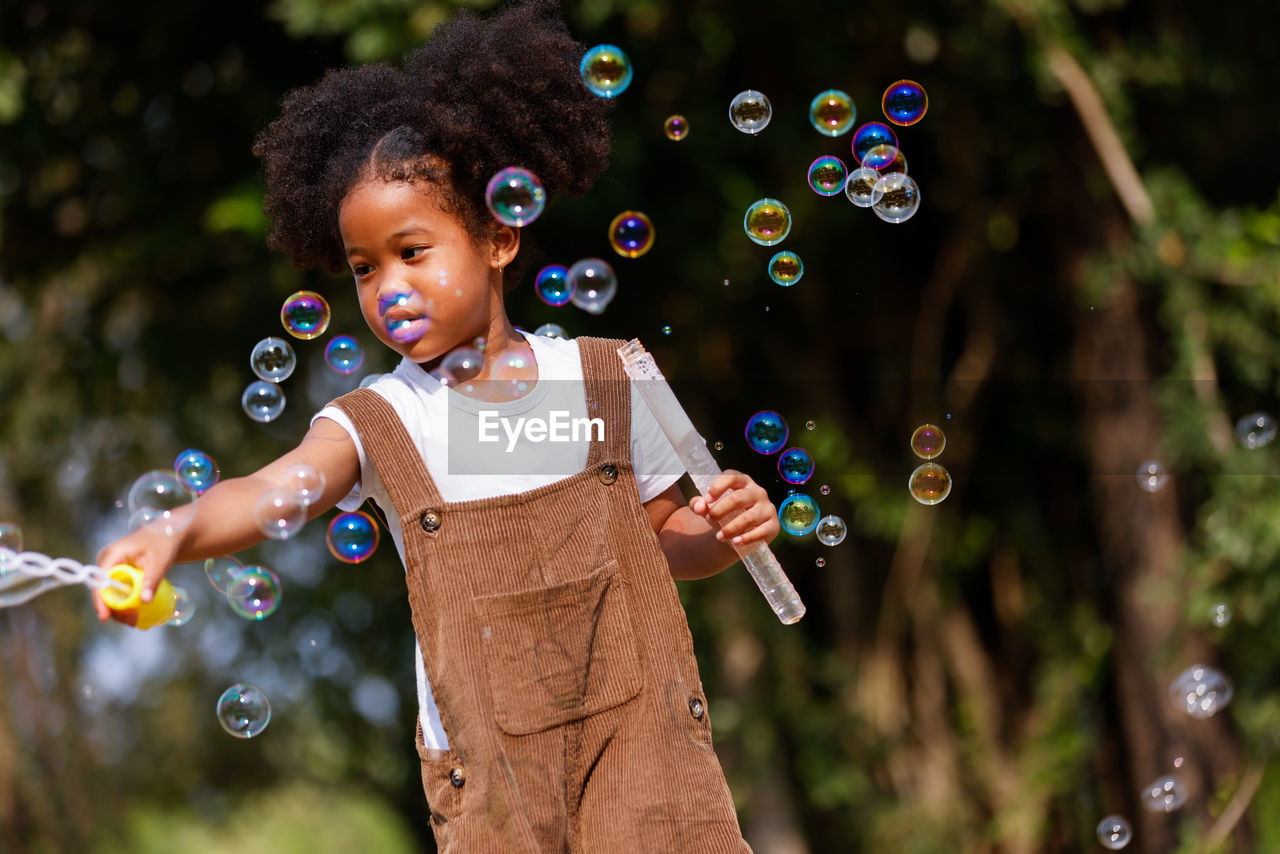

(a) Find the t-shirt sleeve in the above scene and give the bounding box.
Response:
[311,405,369,512]
[629,380,689,503]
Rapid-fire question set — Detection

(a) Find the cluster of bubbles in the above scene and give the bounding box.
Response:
[326,511,380,564]
[484,166,546,227]
[1168,664,1233,719]
[742,411,846,547]
[216,682,271,739]
[908,423,951,505]
[533,259,617,314]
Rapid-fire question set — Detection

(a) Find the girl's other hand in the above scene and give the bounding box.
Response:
[688,469,780,547]
[92,524,182,626]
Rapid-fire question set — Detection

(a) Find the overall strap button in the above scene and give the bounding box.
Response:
[598,463,619,485]
[420,510,442,532]
[449,764,466,787]
[688,698,705,720]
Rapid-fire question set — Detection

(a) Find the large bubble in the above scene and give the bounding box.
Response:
[568,258,617,314]
[580,44,632,98]
[327,511,380,564]
[745,411,789,454]
[608,210,655,258]
[216,682,271,738]
[729,90,772,134]
[484,167,546,227]
[881,79,928,126]
[809,89,856,137]
[743,198,791,246]
[280,291,330,340]
[250,337,296,382]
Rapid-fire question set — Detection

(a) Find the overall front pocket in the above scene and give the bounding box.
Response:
[473,560,642,735]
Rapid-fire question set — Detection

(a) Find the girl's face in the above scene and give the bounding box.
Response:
[338,178,516,365]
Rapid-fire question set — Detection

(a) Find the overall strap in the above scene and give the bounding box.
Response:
[578,337,632,466]
[328,387,445,511]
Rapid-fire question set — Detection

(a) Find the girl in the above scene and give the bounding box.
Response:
[95,1,777,850]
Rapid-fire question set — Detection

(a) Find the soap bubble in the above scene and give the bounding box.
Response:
[909,462,951,505]
[205,555,243,595]
[216,682,271,738]
[1235,412,1276,449]
[250,336,296,382]
[253,487,306,540]
[819,484,830,495]
[809,89,856,137]
[535,264,574,306]
[778,493,821,536]
[1140,775,1187,813]
[568,258,617,314]
[280,290,330,340]
[882,79,928,126]
[127,470,194,536]
[226,565,281,620]
[168,586,196,627]
[807,155,848,197]
[491,344,536,397]
[852,122,900,167]
[282,462,326,507]
[1210,602,1232,627]
[1136,460,1168,492]
[1096,815,1132,850]
[911,424,946,459]
[441,347,483,383]
[484,167,546,227]
[777,447,815,484]
[326,511,380,564]
[844,168,885,208]
[768,251,804,286]
[324,335,363,375]
[534,322,567,340]
[174,448,219,495]
[743,198,791,246]
[242,380,285,423]
[815,557,826,567]
[1169,664,1233,719]
[378,291,430,344]
[816,515,847,546]
[662,325,672,335]
[861,142,901,171]
[745,411,789,454]
[608,210,655,258]
[873,173,921,223]
[664,114,689,141]
[729,90,771,134]
[580,44,632,98]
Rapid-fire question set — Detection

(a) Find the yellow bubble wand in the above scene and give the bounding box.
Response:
[0,547,182,629]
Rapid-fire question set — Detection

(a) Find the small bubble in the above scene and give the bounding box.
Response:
[662,325,672,335]
[663,114,689,141]
[815,515,847,546]
[1096,815,1132,850]
[805,420,815,430]
[1210,602,1232,627]
[819,484,830,495]
[713,441,724,451]
[1140,774,1187,813]
[1168,664,1233,719]
[1136,460,1168,493]
[1235,412,1277,449]
[911,424,945,459]
[814,557,826,567]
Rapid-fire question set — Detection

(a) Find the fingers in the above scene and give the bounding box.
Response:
[139,560,167,604]
[690,471,780,546]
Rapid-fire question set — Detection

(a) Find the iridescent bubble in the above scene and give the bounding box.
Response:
[713,441,724,451]
[174,448,219,495]
[815,557,826,567]
[909,462,951,505]
[534,322,567,340]
[852,122,900,167]
[226,565,281,621]
[216,682,271,738]
[535,264,574,307]
[250,336,296,382]
[205,555,243,595]
[491,344,537,397]
[861,142,901,171]
[664,114,689,141]
[729,90,772,135]
[242,380,285,423]
[777,447,815,484]
[324,335,363,375]
[911,424,946,459]
[1235,412,1276,449]
[1136,460,1168,493]
[282,462,326,507]
[768,251,803,286]
[844,167,885,208]
[880,147,908,175]
[127,470,195,536]
[745,410,789,454]
[441,347,483,382]
[744,198,791,246]
[608,210,655,258]
[809,89,856,137]
[326,511,380,564]
[1096,815,1132,850]
[882,79,928,126]
[568,258,617,314]
[280,290,330,340]
[580,44,632,98]
[806,421,815,430]
[816,515,847,546]
[873,173,921,224]
[1140,775,1187,813]
[778,493,821,536]
[819,484,830,495]
[253,487,306,540]
[1168,664,1234,719]
[807,155,848,197]
[484,166,546,227]
[1210,602,1232,627]
[168,586,196,627]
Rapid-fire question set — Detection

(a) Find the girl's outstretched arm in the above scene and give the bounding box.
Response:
[93,416,360,624]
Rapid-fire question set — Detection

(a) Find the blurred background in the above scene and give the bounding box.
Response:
[3,0,1280,851]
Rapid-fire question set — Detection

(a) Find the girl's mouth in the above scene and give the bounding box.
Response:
[385,314,429,343]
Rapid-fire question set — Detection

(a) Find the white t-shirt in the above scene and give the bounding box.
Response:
[313,330,685,749]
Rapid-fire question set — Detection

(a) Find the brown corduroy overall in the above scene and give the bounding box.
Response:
[331,337,752,853]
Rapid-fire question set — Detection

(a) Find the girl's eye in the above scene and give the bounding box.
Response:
[402,246,427,261]
[352,264,373,277]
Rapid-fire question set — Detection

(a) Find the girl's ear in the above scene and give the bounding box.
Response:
[491,224,520,269]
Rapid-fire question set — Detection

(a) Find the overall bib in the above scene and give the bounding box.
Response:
[331,337,751,853]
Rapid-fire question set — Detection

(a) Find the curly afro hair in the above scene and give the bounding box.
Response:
[253,0,612,290]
